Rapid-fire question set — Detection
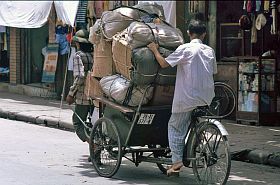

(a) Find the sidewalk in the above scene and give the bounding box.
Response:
[0,89,280,168]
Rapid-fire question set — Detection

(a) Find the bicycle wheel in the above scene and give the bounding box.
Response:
[89,117,122,178]
[208,82,236,118]
[191,123,231,185]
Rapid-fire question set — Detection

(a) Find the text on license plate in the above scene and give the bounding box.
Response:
[137,114,155,125]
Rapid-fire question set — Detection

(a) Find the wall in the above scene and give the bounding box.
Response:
[9,28,20,84]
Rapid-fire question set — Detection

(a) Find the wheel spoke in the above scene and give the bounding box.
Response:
[192,124,230,185]
[89,118,122,177]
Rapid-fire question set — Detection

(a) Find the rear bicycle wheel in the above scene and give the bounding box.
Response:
[89,117,122,177]
[191,123,231,185]
[208,82,236,118]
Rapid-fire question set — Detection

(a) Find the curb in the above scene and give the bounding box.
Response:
[0,109,74,131]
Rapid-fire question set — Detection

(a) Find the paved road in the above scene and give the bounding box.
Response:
[1,118,280,185]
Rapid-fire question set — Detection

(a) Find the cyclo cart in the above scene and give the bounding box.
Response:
[88,85,231,185]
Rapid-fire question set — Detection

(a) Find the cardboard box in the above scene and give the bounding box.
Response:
[112,34,132,80]
[92,40,114,78]
[150,85,175,105]
[84,72,103,99]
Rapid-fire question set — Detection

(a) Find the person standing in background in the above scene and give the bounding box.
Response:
[66,29,94,143]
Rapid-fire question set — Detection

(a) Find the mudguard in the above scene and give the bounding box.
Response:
[208,119,229,136]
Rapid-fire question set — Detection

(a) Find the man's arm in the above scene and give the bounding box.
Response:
[147,42,170,68]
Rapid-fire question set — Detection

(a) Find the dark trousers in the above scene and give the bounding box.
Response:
[72,104,94,142]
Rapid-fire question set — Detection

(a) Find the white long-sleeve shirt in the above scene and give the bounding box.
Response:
[165,39,217,113]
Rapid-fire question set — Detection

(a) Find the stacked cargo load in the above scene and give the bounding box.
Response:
[88,3,184,106]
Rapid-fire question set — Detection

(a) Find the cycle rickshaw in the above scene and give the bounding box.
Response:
[86,85,231,185]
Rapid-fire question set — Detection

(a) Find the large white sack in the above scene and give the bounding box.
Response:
[100,75,153,107]
[133,2,165,20]
[127,22,184,49]
[89,19,101,44]
[101,7,140,39]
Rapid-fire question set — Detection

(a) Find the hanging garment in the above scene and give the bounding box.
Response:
[243,0,247,10]
[251,14,257,43]
[87,1,96,18]
[55,25,68,34]
[55,33,70,55]
[264,0,270,12]
[256,0,261,12]
[94,1,104,18]
[247,0,252,13]
[271,8,277,34]
[103,1,109,11]
[255,13,267,30]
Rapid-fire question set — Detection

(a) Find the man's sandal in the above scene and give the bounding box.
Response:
[166,168,180,177]
[166,162,183,177]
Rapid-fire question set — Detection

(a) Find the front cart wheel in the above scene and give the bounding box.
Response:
[191,123,231,185]
[89,117,122,177]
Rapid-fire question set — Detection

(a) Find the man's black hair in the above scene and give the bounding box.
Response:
[188,19,206,36]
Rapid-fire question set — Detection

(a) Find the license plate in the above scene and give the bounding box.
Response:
[137,114,155,125]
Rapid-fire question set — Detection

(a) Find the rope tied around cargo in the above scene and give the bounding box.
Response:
[100,5,171,45]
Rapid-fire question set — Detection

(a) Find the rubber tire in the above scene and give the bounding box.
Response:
[89,117,122,178]
[208,82,236,118]
[191,123,231,185]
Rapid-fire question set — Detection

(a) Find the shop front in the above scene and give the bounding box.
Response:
[0,26,9,83]
[211,1,280,125]
[0,1,79,98]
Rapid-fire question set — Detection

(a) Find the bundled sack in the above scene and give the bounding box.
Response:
[100,74,154,107]
[155,48,177,85]
[156,67,177,85]
[127,22,184,50]
[89,19,101,44]
[112,32,177,85]
[131,47,158,85]
[132,47,177,85]
[133,2,165,20]
[101,7,140,39]
[92,39,115,78]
